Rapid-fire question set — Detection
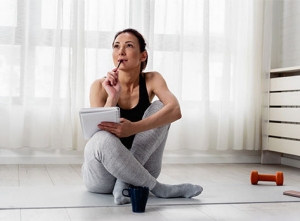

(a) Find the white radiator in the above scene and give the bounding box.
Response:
[268,67,300,156]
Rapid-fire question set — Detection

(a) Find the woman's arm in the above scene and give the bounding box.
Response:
[135,71,182,131]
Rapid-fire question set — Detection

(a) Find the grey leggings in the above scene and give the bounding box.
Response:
[81,100,170,193]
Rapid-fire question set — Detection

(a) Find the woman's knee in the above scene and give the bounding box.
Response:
[84,130,119,158]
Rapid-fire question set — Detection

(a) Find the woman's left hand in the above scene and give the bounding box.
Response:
[98,118,135,138]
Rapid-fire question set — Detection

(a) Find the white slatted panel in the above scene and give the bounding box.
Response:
[269,108,300,122]
[270,92,300,106]
[268,137,300,156]
[270,76,300,91]
[269,123,300,139]
[270,66,300,73]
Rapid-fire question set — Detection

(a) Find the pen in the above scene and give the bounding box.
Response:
[116,60,123,70]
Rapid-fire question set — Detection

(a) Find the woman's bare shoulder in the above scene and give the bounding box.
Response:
[90,78,106,97]
[89,77,107,107]
[144,71,168,98]
[144,71,164,81]
[90,77,106,92]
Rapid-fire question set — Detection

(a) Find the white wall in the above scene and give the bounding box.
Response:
[271,0,300,68]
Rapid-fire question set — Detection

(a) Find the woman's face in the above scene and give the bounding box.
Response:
[112,32,146,71]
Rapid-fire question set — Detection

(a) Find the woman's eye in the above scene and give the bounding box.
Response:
[113,44,119,49]
[126,44,133,48]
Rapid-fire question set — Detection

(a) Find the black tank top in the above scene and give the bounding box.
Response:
[117,74,151,149]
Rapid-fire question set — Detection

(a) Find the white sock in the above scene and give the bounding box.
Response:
[113,179,131,205]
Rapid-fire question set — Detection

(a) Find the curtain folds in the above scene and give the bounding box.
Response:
[0,0,267,151]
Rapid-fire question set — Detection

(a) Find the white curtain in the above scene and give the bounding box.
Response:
[0,0,265,151]
[261,0,274,152]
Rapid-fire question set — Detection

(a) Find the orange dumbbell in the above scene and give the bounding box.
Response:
[250,170,284,186]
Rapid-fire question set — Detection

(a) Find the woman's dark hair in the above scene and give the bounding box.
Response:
[112,28,148,72]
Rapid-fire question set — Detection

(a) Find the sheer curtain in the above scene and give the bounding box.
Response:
[0,0,265,151]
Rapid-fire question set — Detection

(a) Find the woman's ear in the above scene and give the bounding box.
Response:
[140,51,148,62]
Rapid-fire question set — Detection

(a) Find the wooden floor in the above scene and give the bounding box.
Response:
[0,163,300,220]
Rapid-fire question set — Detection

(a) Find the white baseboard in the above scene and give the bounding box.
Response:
[0,157,84,164]
[162,155,261,164]
[3,148,300,166]
[0,148,262,164]
[281,157,300,169]
[162,149,261,164]
[0,148,84,164]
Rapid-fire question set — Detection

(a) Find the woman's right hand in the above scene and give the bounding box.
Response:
[102,67,121,104]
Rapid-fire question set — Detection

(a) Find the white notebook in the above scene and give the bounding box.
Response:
[79,107,120,139]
